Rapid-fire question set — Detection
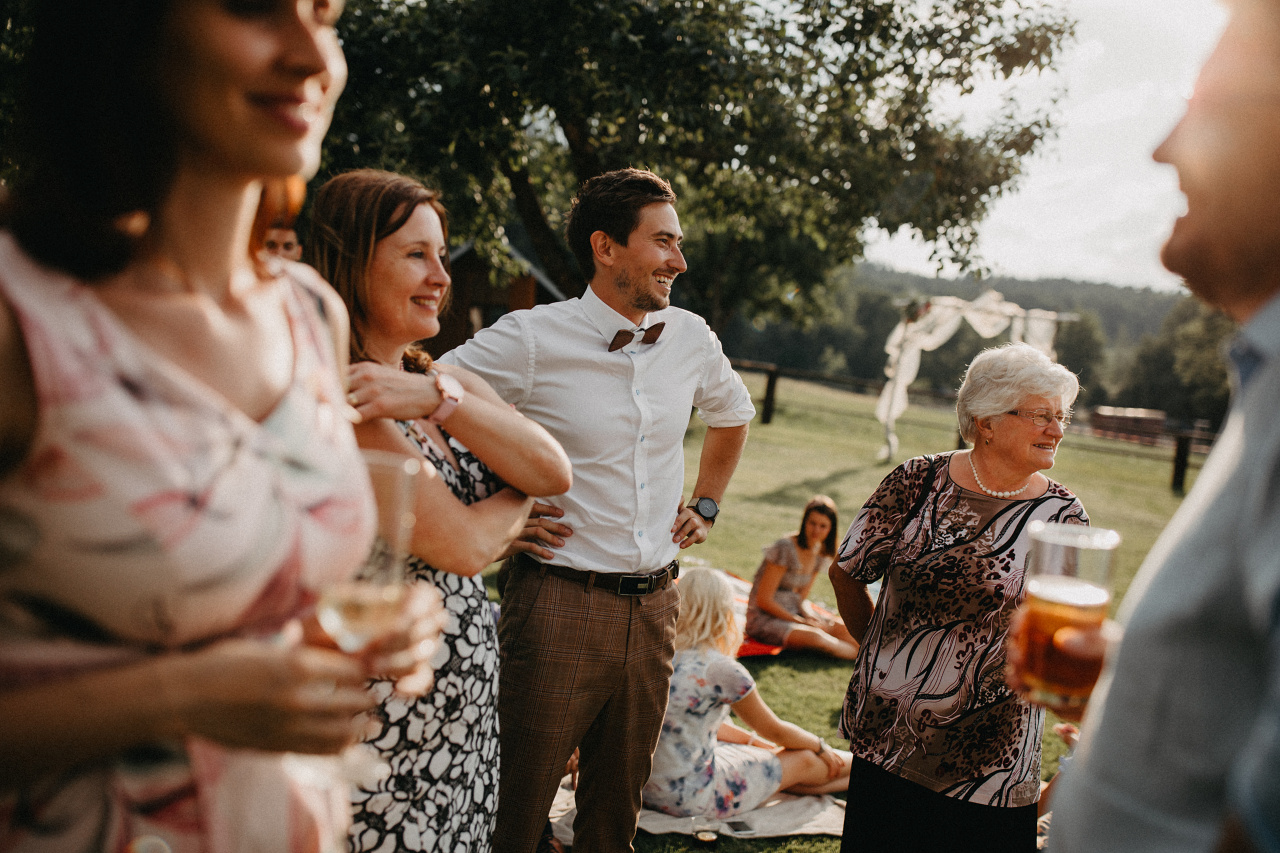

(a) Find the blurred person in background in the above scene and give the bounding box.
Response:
[745,495,860,659]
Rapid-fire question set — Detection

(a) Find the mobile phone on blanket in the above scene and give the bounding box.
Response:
[725,820,755,836]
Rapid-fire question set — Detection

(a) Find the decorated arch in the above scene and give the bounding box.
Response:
[875,290,1070,460]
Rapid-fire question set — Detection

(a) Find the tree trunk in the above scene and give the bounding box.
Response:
[500,162,584,299]
[555,108,607,186]
[706,237,738,335]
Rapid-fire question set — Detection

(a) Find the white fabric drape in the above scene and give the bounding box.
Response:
[874,290,1062,461]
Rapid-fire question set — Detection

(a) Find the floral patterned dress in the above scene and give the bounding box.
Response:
[836,452,1087,808]
[348,421,502,853]
[0,235,375,853]
[643,646,783,818]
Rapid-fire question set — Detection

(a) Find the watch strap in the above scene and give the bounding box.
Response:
[426,369,463,425]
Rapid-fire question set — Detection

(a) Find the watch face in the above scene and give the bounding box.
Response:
[695,497,719,519]
[437,372,464,399]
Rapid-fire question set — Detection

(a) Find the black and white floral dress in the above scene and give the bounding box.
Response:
[349,422,502,853]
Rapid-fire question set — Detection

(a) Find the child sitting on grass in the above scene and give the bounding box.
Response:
[643,568,853,817]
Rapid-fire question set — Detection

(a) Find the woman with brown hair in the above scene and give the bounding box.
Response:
[307,168,571,853]
[0,2,442,851]
[745,496,861,659]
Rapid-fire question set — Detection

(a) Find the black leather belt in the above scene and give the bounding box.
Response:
[516,552,679,596]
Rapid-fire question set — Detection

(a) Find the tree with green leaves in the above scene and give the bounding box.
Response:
[0,0,37,185]
[1115,297,1233,430]
[324,0,1074,330]
[1053,310,1108,406]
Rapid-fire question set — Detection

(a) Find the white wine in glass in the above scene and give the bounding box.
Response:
[317,449,420,653]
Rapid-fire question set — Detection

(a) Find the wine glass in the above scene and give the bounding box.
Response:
[317,449,421,653]
[297,450,423,841]
[1011,521,1121,711]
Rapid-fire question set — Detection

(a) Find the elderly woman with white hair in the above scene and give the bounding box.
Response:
[829,342,1089,853]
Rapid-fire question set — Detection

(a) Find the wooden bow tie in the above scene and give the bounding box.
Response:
[608,322,665,352]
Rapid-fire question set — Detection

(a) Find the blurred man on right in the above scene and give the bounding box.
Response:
[1049,1,1280,850]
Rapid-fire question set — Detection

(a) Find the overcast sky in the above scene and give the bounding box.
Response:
[861,0,1229,292]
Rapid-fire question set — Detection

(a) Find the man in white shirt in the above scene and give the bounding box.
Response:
[439,168,754,852]
[1045,2,1280,850]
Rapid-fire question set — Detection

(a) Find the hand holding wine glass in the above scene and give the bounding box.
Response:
[318,450,424,654]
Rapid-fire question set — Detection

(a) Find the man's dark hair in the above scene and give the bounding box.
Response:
[564,168,676,283]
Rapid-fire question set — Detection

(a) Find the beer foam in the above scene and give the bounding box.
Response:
[1027,575,1110,608]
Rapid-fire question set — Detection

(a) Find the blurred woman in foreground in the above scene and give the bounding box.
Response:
[308,168,571,853]
[830,343,1088,852]
[0,3,441,851]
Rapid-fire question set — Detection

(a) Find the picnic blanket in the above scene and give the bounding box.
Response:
[548,776,846,844]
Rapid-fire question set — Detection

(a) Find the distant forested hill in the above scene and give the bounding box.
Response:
[720,263,1229,426]
[845,264,1184,346]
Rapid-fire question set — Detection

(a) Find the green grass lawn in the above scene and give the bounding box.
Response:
[487,374,1198,851]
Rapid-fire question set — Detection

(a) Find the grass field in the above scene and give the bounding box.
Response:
[489,374,1199,851]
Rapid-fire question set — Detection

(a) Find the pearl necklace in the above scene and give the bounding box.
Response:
[968,453,1030,499]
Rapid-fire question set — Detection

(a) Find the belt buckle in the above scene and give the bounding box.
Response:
[617,573,651,596]
[622,569,671,596]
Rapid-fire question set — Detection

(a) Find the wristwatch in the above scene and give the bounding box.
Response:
[688,496,719,524]
[426,369,464,425]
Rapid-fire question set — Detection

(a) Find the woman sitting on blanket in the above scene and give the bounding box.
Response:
[643,568,853,818]
[745,496,860,659]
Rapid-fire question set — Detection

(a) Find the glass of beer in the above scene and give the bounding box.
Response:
[1014,521,1121,711]
[317,449,421,653]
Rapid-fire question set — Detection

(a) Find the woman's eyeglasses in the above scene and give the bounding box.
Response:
[1006,409,1072,428]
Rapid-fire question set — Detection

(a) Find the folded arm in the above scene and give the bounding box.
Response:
[348,361,571,498]
[356,418,534,576]
[0,633,375,791]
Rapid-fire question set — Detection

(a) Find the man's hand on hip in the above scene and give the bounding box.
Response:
[671,504,711,549]
[498,502,573,561]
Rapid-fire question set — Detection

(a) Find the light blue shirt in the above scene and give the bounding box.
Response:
[1051,290,1280,852]
[438,288,754,574]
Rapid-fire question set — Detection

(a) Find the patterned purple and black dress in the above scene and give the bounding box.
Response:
[835,451,1086,846]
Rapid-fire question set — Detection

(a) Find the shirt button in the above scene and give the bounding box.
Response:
[640,436,645,442]
[638,531,645,538]
[641,483,646,489]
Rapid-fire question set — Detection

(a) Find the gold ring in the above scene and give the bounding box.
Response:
[347,393,359,406]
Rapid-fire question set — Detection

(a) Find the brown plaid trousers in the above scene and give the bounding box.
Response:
[493,555,680,852]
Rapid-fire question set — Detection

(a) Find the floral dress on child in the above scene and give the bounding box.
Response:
[643,647,784,818]
[348,419,502,853]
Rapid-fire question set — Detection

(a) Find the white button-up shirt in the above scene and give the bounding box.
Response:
[438,288,754,574]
